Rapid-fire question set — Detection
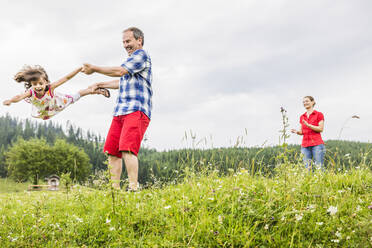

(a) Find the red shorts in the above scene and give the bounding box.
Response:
[103,111,150,157]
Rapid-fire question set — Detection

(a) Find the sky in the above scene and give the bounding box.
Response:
[0,0,371,151]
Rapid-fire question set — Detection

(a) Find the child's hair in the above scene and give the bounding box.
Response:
[14,65,50,89]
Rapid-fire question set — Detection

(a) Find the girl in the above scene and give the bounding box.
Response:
[3,65,110,120]
[291,96,326,170]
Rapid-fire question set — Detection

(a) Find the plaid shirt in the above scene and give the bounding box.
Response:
[114,49,153,118]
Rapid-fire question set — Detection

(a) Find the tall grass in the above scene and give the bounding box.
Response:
[0,178,28,193]
[0,161,371,247]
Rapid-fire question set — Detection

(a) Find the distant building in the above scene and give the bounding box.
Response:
[46,175,60,191]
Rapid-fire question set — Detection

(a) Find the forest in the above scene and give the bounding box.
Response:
[1,114,371,186]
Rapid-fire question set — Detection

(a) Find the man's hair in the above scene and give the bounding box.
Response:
[14,65,50,89]
[123,27,144,46]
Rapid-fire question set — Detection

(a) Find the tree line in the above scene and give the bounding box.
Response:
[136,141,372,187]
[0,114,107,178]
[1,114,371,187]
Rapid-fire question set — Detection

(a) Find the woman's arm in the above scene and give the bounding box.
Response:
[3,91,31,106]
[291,126,303,135]
[50,67,82,90]
[82,64,128,77]
[303,120,324,133]
[90,80,119,90]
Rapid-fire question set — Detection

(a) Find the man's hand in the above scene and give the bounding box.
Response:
[88,83,101,92]
[3,100,11,106]
[82,63,96,75]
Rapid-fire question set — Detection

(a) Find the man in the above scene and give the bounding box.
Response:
[82,27,152,191]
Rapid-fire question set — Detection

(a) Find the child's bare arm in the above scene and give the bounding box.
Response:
[50,67,82,90]
[3,91,31,106]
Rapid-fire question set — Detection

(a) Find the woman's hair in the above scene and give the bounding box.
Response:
[304,95,316,106]
[14,65,50,89]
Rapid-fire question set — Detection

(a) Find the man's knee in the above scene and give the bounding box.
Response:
[122,150,136,158]
[108,154,122,162]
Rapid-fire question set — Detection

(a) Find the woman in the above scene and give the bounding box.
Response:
[291,96,325,170]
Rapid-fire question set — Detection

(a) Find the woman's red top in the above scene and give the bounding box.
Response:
[300,110,324,147]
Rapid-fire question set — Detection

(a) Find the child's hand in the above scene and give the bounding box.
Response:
[3,100,11,106]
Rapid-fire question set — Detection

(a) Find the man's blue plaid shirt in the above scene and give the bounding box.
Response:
[114,49,153,118]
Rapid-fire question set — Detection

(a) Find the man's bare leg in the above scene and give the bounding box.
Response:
[122,151,139,191]
[108,155,122,189]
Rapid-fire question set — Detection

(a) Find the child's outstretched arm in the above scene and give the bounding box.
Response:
[3,91,31,106]
[50,67,82,90]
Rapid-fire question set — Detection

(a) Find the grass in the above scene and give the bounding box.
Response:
[0,163,371,247]
[0,178,29,193]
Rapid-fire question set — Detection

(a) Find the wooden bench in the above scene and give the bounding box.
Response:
[27,185,50,191]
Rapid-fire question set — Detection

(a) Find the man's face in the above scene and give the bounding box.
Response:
[122,31,142,56]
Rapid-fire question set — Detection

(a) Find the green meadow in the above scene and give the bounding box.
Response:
[0,162,371,247]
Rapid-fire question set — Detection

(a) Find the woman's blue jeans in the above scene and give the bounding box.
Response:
[301,144,326,170]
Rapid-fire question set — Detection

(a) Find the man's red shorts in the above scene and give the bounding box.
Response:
[103,111,150,157]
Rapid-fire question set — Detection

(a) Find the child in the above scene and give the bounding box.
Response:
[3,65,110,120]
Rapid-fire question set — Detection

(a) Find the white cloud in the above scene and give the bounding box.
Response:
[1,0,371,150]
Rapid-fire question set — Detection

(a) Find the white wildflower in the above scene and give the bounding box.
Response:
[295,213,303,221]
[109,227,115,231]
[105,218,111,224]
[356,205,361,212]
[164,205,171,209]
[335,231,342,238]
[344,153,350,157]
[188,201,192,205]
[307,204,316,211]
[316,222,324,226]
[9,236,18,242]
[75,217,83,223]
[337,190,344,194]
[346,236,350,240]
[208,198,214,201]
[264,224,269,230]
[331,239,339,243]
[327,206,338,215]
[218,215,224,224]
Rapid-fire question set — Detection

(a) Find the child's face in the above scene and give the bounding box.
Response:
[31,77,48,96]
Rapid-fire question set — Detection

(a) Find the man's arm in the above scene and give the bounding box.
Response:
[50,67,82,90]
[3,91,31,106]
[82,64,128,77]
[90,80,119,90]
